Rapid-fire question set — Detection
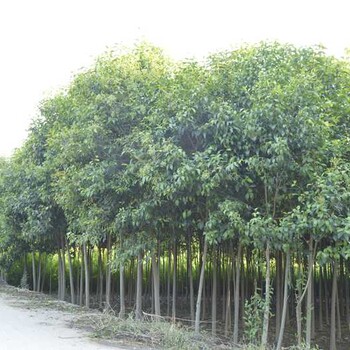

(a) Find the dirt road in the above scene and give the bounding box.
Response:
[0,292,122,350]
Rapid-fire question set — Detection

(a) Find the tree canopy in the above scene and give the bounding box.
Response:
[1,42,350,349]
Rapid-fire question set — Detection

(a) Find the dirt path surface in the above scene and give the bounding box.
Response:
[0,292,123,350]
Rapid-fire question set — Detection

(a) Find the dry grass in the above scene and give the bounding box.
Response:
[72,309,236,349]
[0,284,323,350]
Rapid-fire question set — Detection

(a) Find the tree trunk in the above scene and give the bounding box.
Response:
[167,245,171,317]
[172,240,177,323]
[79,250,84,307]
[36,252,42,292]
[345,268,350,334]
[324,265,329,326]
[202,273,206,321]
[152,252,161,318]
[22,254,28,289]
[195,239,208,335]
[105,233,112,310]
[212,247,217,336]
[306,238,314,348]
[49,263,52,295]
[296,257,303,346]
[222,254,226,323]
[330,261,338,350]
[319,267,323,331]
[233,243,242,344]
[119,261,125,318]
[58,244,66,301]
[336,284,341,341]
[276,251,290,350]
[187,235,195,324]
[261,242,271,348]
[40,254,47,292]
[83,242,90,308]
[31,251,36,292]
[224,254,232,337]
[275,251,282,340]
[67,245,75,304]
[57,249,62,300]
[98,247,103,309]
[136,251,143,320]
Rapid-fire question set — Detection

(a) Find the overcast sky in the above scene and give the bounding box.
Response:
[0,0,349,157]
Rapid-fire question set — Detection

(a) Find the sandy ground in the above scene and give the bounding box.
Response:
[0,292,124,350]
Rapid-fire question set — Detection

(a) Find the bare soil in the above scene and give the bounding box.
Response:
[0,284,136,350]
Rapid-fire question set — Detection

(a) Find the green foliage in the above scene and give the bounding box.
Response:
[244,291,265,344]
[1,41,350,349]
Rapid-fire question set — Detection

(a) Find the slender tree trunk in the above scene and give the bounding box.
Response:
[79,249,84,307]
[312,270,316,339]
[224,259,231,337]
[58,238,66,302]
[128,260,134,306]
[275,251,282,340]
[212,248,217,336]
[336,284,341,341]
[324,265,330,326]
[67,245,75,304]
[222,253,226,323]
[345,267,350,333]
[40,254,47,292]
[98,247,103,309]
[119,261,125,318]
[105,233,112,310]
[36,252,42,292]
[49,263,52,295]
[187,235,195,324]
[202,273,206,321]
[240,254,245,330]
[172,240,177,323]
[261,242,271,348]
[330,261,338,350]
[233,243,242,344]
[306,238,314,348]
[152,252,161,318]
[32,251,36,292]
[319,267,323,331]
[296,257,303,346]
[57,249,62,299]
[119,235,125,319]
[276,251,291,350]
[83,242,90,308]
[136,251,143,320]
[22,254,28,289]
[167,245,171,317]
[195,239,208,335]
[151,263,154,314]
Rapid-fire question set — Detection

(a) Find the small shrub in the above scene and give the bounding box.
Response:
[243,291,265,345]
[20,268,29,289]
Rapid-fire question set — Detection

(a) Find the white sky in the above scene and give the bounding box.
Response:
[0,0,349,157]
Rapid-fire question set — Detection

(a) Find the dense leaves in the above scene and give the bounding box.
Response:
[1,42,350,348]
